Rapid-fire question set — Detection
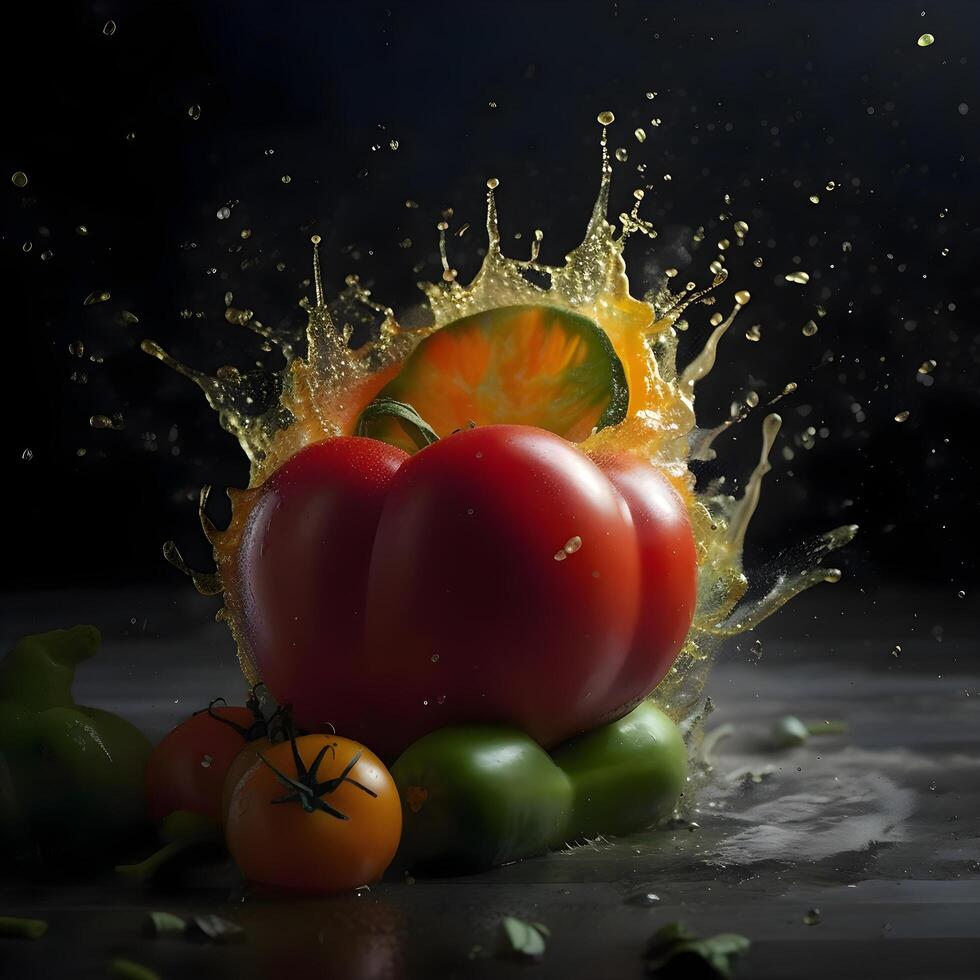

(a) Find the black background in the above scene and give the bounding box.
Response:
[2,0,978,597]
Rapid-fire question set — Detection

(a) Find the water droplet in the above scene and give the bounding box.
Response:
[917,359,936,375]
[750,638,763,660]
[785,271,810,285]
[825,180,837,191]
[554,550,567,562]
[597,110,615,126]
[188,104,201,120]
[894,410,910,423]
[917,33,935,47]
[40,249,53,261]
[240,228,252,239]
[216,206,232,220]
[563,535,583,555]
[83,290,111,306]
[281,174,292,184]
[929,780,937,791]
[734,290,751,306]
[634,128,647,143]
[69,340,85,358]
[11,171,28,188]
[957,590,966,599]
[21,241,32,253]
[625,892,661,907]
[102,19,116,36]
[431,654,440,664]
[614,148,628,162]
[21,448,33,461]
[891,644,902,658]
[745,391,760,408]
[809,195,820,205]
[710,312,724,327]
[201,754,214,769]
[645,91,657,100]
[89,414,123,430]
[958,103,969,116]
[389,139,400,150]
[803,909,822,926]
[802,320,818,337]
[75,224,89,236]
[752,256,764,268]
[745,324,762,342]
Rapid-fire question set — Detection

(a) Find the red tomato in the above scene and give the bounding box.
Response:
[145,705,253,824]
[237,426,696,759]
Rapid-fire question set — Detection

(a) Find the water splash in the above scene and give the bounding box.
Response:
[149,116,854,721]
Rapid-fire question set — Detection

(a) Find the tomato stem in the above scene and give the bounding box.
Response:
[259,733,377,820]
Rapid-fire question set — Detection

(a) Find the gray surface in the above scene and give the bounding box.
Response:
[1,585,979,979]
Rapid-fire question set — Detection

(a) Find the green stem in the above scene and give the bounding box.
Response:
[355,398,440,451]
[115,839,194,882]
[115,813,222,882]
[45,625,101,668]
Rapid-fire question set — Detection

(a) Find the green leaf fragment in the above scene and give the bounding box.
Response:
[769,715,810,748]
[648,921,697,949]
[143,910,244,944]
[0,916,48,940]
[646,923,750,979]
[498,916,548,959]
[191,914,246,943]
[144,911,187,937]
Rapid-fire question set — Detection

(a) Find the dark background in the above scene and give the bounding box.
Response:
[2,0,978,602]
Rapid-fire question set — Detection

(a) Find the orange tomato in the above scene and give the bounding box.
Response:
[225,734,402,892]
[220,738,269,826]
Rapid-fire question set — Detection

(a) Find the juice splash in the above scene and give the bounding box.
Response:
[147,111,855,728]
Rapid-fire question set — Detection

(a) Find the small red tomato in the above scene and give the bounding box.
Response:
[145,704,253,824]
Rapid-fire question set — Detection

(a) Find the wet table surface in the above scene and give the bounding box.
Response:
[1,585,978,979]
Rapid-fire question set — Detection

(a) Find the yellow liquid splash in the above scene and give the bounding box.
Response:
[147,118,856,727]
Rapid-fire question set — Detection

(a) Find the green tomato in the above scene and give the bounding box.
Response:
[391,726,572,872]
[551,701,687,840]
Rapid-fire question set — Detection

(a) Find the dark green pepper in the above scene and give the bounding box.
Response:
[0,625,152,863]
[391,701,686,872]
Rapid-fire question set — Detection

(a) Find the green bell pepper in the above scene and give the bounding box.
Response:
[553,700,687,840]
[0,625,152,863]
[392,726,572,873]
[391,701,687,872]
